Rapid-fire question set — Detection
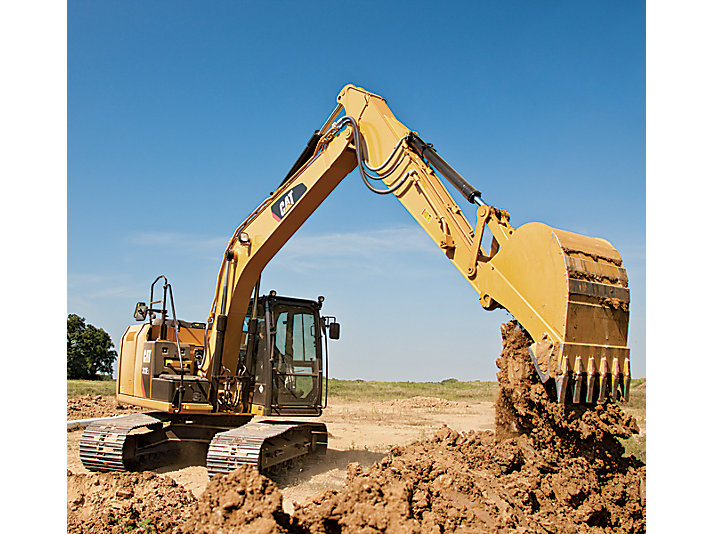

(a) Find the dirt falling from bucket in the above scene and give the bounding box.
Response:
[494,320,640,472]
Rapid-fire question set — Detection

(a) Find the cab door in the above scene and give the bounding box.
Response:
[270,303,323,415]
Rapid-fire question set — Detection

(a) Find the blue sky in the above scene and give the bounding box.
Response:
[67,0,645,380]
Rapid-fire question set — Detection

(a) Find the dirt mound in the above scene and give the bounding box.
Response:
[383,396,461,409]
[67,394,140,420]
[67,470,196,533]
[178,465,297,534]
[295,426,644,533]
[289,322,645,532]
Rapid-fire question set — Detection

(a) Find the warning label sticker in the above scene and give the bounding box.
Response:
[421,208,433,223]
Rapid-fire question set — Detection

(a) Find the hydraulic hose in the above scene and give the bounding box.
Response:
[328,116,412,195]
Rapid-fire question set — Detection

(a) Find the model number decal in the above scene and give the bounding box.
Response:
[271,184,307,221]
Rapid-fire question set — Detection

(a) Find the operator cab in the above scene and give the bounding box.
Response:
[242,292,340,416]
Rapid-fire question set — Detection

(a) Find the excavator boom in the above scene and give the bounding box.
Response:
[207,84,630,405]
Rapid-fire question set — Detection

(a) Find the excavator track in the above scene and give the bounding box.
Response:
[81,414,327,476]
[206,420,328,477]
[79,413,164,472]
[79,412,254,473]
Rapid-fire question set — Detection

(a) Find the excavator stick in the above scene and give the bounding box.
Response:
[475,220,630,404]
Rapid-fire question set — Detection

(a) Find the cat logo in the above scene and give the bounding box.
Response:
[271,184,307,222]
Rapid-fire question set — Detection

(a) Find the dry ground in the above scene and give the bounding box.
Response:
[67,397,496,513]
[67,380,645,517]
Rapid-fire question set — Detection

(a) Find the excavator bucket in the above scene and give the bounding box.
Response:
[478,222,630,404]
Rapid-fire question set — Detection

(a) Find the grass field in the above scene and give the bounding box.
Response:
[327,378,499,403]
[67,378,116,397]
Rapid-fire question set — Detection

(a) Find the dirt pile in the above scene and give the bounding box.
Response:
[288,321,644,533]
[67,394,140,420]
[383,396,462,409]
[294,426,644,533]
[67,470,196,533]
[178,464,298,534]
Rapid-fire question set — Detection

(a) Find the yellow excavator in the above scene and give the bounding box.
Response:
[80,85,630,476]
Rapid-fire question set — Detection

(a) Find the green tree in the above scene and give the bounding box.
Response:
[67,314,117,379]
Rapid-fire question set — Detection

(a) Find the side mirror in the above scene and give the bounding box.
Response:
[134,302,148,322]
[328,322,340,340]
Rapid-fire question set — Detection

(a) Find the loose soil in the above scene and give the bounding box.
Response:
[67,394,142,420]
[67,470,196,533]
[67,321,645,533]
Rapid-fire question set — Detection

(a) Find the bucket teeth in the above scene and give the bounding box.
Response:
[622,357,631,401]
[572,356,583,403]
[610,358,621,400]
[555,357,569,403]
[585,357,596,404]
[538,351,628,405]
[598,358,609,403]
